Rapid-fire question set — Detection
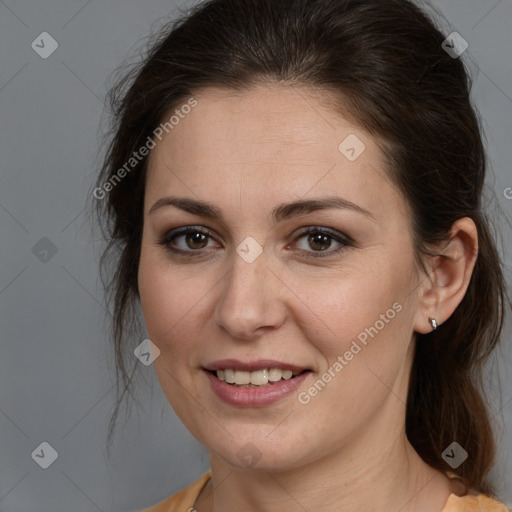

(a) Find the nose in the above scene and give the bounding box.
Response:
[214,246,287,341]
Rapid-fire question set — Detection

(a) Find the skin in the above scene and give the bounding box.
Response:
[138,84,478,512]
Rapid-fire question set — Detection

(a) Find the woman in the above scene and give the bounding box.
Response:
[92,0,510,510]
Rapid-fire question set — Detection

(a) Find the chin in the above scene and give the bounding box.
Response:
[203,428,317,473]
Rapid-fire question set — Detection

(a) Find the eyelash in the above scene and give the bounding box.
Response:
[157,225,354,259]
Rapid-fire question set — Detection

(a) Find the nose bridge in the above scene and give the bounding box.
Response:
[214,244,285,340]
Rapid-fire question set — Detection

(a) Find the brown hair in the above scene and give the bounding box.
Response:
[90,0,509,494]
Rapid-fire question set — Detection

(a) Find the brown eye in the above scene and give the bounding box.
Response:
[307,233,333,251]
[291,227,353,258]
[184,232,209,250]
[159,226,219,254]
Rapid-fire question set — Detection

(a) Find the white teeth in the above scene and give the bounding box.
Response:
[282,370,293,379]
[215,368,300,386]
[224,369,235,383]
[250,369,268,385]
[234,370,251,385]
[268,368,283,382]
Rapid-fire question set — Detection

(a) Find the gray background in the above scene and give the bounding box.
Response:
[0,0,511,510]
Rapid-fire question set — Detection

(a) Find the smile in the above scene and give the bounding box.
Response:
[215,368,302,386]
[203,359,312,407]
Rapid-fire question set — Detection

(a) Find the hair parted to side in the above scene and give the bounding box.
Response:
[90,0,510,494]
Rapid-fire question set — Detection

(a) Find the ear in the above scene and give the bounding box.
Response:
[414,217,478,334]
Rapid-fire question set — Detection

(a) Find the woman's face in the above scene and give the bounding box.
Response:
[138,84,426,471]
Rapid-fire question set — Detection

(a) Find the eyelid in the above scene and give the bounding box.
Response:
[288,226,354,258]
[157,226,221,253]
[292,225,354,245]
[158,224,354,258]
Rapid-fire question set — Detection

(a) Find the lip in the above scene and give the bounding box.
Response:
[204,368,311,407]
[203,359,309,373]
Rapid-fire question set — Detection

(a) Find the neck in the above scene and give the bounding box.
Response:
[195,428,453,512]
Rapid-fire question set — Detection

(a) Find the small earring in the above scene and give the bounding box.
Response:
[428,317,438,332]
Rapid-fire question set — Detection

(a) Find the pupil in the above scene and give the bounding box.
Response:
[187,232,207,249]
[309,233,331,251]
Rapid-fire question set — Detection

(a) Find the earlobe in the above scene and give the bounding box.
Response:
[414,217,478,335]
[428,316,438,332]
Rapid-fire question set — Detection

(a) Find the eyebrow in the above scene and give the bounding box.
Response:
[148,196,376,223]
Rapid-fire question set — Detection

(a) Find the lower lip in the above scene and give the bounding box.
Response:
[204,370,311,407]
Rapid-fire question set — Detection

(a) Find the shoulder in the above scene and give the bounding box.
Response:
[443,492,510,511]
[139,470,212,512]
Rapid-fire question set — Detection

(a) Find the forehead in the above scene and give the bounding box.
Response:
[150,84,367,162]
[145,84,405,220]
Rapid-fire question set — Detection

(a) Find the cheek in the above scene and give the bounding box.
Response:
[137,247,203,367]
[137,248,210,427]
[288,254,413,355]
[287,254,417,415]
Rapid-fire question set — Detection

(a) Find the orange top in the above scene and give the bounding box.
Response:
[140,470,510,512]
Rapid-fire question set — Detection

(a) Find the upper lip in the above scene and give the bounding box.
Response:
[203,359,310,373]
